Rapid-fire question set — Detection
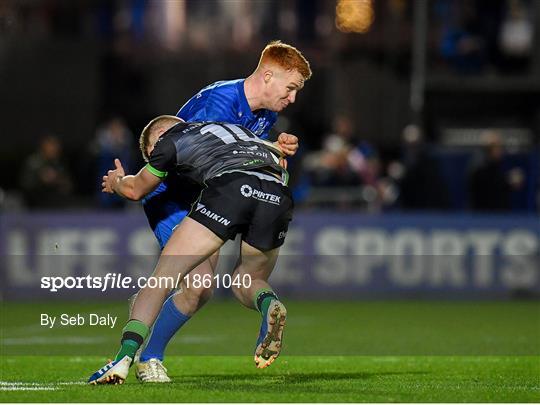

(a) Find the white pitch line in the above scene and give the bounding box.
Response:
[0,381,85,386]
[2,335,218,345]
[0,382,57,391]
[176,335,222,344]
[57,381,86,386]
[1,387,58,391]
[1,336,107,345]
[0,380,85,391]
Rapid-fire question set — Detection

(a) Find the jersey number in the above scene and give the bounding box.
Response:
[201,124,262,145]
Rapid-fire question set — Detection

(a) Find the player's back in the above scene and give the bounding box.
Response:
[159,121,285,185]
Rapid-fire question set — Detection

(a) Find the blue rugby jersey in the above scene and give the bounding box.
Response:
[142,79,278,249]
[177,79,277,139]
[141,176,200,249]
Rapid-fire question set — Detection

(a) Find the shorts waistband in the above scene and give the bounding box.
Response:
[214,170,285,185]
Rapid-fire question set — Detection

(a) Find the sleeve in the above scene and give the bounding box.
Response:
[177,88,237,122]
[146,137,176,178]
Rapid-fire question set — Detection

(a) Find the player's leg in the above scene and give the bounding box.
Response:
[230,244,278,309]
[137,176,243,374]
[233,241,286,369]
[172,251,218,316]
[234,176,293,368]
[136,253,217,383]
[88,217,223,385]
[130,216,223,327]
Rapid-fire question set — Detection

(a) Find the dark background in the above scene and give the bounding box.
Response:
[0,0,538,213]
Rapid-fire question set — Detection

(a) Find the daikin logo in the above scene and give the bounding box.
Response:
[240,185,281,205]
[195,203,230,225]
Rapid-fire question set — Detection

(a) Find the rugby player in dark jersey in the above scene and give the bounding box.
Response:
[137,41,310,382]
[88,116,293,385]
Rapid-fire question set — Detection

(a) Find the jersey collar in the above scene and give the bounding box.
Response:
[237,79,256,120]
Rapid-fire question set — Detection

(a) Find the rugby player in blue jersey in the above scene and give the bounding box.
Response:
[136,41,311,381]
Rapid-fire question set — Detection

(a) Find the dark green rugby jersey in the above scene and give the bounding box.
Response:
[147,122,287,185]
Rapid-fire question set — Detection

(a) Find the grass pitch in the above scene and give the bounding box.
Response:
[1,300,539,402]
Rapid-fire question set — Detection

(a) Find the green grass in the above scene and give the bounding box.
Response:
[1,300,539,402]
[1,355,539,402]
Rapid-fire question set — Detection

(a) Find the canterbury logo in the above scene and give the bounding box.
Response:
[195,203,231,226]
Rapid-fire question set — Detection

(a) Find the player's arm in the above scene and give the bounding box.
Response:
[101,159,162,201]
[102,136,175,201]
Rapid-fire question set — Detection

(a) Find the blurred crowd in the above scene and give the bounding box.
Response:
[436,0,536,75]
[16,117,137,211]
[298,115,535,213]
[10,114,537,214]
[1,0,538,213]
[0,0,536,75]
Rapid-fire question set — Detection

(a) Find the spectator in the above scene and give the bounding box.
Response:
[304,115,363,187]
[439,1,487,74]
[92,116,134,208]
[20,135,73,209]
[498,0,533,73]
[468,130,514,212]
[302,115,387,210]
[397,125,450,210]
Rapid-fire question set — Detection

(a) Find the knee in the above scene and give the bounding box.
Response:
[196,285,214,305]
[230,282,242,300]
[229,271,257,308]
[181,284,214,308]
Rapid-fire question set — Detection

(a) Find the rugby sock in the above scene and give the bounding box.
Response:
[140,295,190,362]
[255,289,279,316]
[115,319,149,361]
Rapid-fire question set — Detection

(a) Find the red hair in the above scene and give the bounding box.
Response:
[258,40,312,80]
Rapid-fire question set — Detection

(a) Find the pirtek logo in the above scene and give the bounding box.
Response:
[195,203,231,226]
[240,185,281,205]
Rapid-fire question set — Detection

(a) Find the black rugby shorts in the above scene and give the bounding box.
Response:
[188,172,293,251]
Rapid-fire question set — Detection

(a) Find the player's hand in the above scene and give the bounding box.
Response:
[276,133,299,156]
[102,158,125,194]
